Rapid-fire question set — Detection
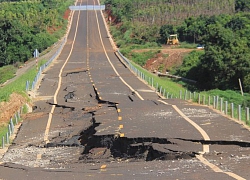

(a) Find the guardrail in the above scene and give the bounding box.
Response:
[69,5,105,11]
[2,37,67,149]
[25,37,66,91]
[1,105,25,149]
[1,10,73,150]
[116,49,250,125]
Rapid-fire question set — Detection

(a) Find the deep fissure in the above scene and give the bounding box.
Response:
[46,116,197,162]
[47,102,75,111]
[176,138,250,147]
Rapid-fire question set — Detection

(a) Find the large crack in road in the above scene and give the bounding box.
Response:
[45,114,197,163]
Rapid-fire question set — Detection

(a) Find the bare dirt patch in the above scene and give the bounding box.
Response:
[0,93,29,126]
[134,47,194,73]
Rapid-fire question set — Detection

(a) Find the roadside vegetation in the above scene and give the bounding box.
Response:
[0,60,47,102]
[104,0,250,109]
[0,0,74,98]
[0,0,74,67]
[0,65,16,84]
[0,0,74,142]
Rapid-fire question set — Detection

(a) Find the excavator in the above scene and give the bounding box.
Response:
[166,34,179,45]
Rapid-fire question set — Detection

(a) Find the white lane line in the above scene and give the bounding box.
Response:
[160,99,245,179]
[43,6,81,144]
[158,99,169,105]
[197,155,246,180]
[159,99,209,154]
[93,7,144,101]
[137,89,155,92]
[172,104,210,153]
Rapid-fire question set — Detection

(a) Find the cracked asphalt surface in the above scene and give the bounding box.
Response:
[0,0,250,179]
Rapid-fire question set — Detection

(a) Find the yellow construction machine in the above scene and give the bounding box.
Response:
[167,34,179,45]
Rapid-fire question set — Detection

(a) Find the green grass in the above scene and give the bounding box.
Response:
[0,60,47,147]
[0,60,47,102]
[178,41,198,49]
[131,50,160,66]
[0,125,8,146]
[0,65,17,84]
[123,47,250,126]
[22,104,29,114]
[131,62,186,97]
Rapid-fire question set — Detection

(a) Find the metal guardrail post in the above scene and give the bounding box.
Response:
[216,96,219,109]
[8,124,12,135]
[2,136,4,149]
[198,94,201,104]
[10,118,14,132]
[220,98,223,112]
[163,89,166,97]
[184,90,187,100]
[179,90,182,99]
[231,103,234,118]
[6,132,9,144]
[208,96,210,106]
[203,95,205,105]
[238,105,241,121]
[246,107,249,121]
[225,101,228,115]
[213,96,216,109]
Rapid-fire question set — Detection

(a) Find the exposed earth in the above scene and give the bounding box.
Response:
[0,93,29,127]
[137,46,195,73]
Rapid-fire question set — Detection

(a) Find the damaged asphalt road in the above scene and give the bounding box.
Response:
[1,2,250,180]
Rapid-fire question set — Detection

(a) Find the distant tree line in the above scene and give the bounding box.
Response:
[0,0,74,66]
[105,0,235,26]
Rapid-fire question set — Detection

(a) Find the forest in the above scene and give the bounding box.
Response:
[0,0,74,66]
[104,0,250,92]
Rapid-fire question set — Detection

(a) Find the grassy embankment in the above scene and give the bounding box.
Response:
[0,60,46,146]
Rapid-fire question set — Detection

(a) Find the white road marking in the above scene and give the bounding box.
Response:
[160,99,245,179]
[197,155,246,180]
[137,89,155,92]
[94,7,144,101]
[44,2,81,144]
[172,104,210,153]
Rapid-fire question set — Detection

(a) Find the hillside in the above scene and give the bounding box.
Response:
[105,0,235,25]
[0,0,74,67]
[105,0,250,92]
